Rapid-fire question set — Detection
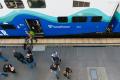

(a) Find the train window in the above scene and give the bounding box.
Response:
[73,1,90,7]
[4,0,24,8]
[0,3,3,9]
[27,0,46,8]
[91,16,102,22]
[58,17,68,23]
[0,24,16,30]
[72,16,87,22]
[84,2,90,7]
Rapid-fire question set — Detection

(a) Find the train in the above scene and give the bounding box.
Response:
[109,2,120,34]
[0,0,119,38]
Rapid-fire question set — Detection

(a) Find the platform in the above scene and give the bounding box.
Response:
[0,46,120,80]
[0,38,120,46]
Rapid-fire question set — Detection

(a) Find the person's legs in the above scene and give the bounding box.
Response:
[0,56,8,62]
[30,38,33,45]
[66,73,71,79]
[34,37,37,43]
[53,70,59,79]
[27,61,36,69]
[23,43,27,50]
[25,37,29,43]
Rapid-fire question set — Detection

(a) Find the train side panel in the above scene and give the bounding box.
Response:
[0,0,119,37]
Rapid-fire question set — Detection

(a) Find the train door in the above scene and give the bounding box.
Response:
[25,19,44,37]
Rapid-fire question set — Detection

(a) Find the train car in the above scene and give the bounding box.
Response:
[110,2,120,34]
[0,0,118,37]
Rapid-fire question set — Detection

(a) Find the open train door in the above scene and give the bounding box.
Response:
[25,19,44,37]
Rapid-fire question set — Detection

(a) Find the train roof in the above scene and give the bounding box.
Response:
[0,0,118,18]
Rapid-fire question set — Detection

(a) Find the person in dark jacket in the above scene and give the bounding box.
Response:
[13,50,27,64]
[23,41,33,52]
[50,63,60,79]
[3,64,16,73]
[51,52,61,65]
[25,53,36,68]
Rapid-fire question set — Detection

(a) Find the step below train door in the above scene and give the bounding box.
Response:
[25,19,44,37]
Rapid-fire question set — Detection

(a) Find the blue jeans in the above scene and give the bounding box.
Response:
[0,56,8,62]
[53,70,59,79]
[27,61,36,69]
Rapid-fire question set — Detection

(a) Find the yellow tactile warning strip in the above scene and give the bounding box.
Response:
[0,38,120,46]
[87,67,108,80]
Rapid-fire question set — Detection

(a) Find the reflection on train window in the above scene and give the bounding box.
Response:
[72,16,87,22]
[27,0,46,8]
[4,0,24,8]
[0,24,16,30]
[0,3,3,9]
[73,1,90,7]
[58,17,68,23]
[91,16,102,22]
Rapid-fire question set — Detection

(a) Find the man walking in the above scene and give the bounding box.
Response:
[50,63,60,79]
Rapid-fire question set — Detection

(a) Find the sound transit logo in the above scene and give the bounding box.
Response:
[0,30,8,36]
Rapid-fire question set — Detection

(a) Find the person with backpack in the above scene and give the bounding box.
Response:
[13,50,27,64]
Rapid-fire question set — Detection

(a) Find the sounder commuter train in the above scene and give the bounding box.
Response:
[0,0,119,37]
[109,2,120,34]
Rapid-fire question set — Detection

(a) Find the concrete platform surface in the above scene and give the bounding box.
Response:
[0,46,120,80]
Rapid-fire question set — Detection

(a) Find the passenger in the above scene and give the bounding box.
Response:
[26,30,37,44]
[26,53,33,63]
[3,64,16,73]
[63,67,72,79]
[50,63,60,79]
[51,51,61,65]
[13,50,27,64]
[23,42,27,50]
[0,51,8,62]
[24,38,33,52]
[26,44,33,53]
[25,53,36,68]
